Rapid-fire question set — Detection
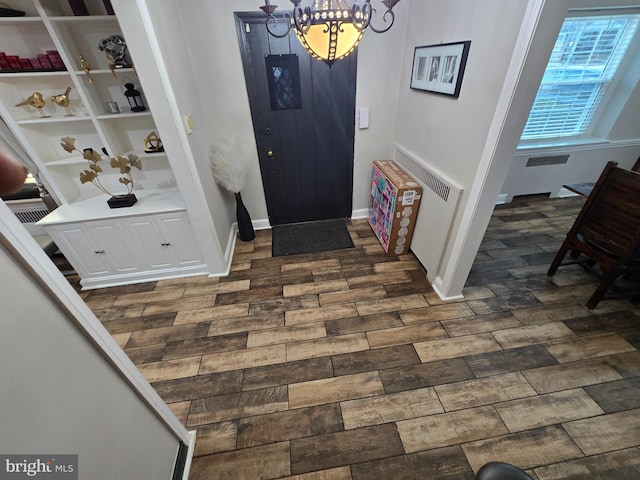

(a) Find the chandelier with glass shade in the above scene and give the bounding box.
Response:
[259,0,401,66]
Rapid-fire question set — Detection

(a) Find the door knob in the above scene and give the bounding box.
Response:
[267,150,274,157]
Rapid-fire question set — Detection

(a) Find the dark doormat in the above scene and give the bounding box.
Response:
[272,218,354,257]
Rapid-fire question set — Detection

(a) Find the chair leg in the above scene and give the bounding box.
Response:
[586,268,621,309]
[548,242,571,276]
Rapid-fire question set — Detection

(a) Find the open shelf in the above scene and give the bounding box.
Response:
[0,0,174,207]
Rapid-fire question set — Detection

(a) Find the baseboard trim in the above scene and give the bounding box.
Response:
[252,218,272,230]
[496,193,508,205]
[79,265,209,290]
[211,219,272,279]
[432,276,465,302]
[351,208,368,219]
[213,224,238,278]
[556,187,580,198]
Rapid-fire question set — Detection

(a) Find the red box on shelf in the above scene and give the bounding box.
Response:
[46,50,65,69]
[19,58,32,70]
[29,58,43,69]
[37,54,53,70]
[6,55,21,70]
[0,53,9,70]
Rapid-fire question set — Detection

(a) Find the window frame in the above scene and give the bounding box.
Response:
[518,9,640,149]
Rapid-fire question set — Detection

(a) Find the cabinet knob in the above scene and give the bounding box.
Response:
[161,243,171,247]
[94,250,105,254]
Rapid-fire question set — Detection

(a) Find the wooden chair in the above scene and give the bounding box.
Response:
[548,161,640,309]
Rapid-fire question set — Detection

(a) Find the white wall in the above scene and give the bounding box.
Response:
[352,2,409,213]
[395,0,529,189]
[0,213,183,479]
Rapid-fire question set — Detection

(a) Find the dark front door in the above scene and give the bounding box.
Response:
[235,13,357,225]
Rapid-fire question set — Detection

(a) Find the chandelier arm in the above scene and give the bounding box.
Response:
[368,8,395,34]
[351,2,372,31]
[266,13,294,38]
[293,5,312,34]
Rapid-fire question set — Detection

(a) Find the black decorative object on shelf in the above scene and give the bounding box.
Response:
[103,0,115,15]
[107,193,137,209]
[124,83,146,112]
[0,4,25,16]
[235,192,255,242]
[98,34,131,69]
[68,0,89,15]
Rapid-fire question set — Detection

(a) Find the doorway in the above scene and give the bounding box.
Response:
[235,13,357,225]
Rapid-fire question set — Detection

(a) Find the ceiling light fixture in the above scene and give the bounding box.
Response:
[260,0,401,66]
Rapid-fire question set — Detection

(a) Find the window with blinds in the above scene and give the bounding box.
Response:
[521,14,640,141]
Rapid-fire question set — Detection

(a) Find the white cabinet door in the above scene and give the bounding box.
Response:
[48,225,112,278]
[120,212,204,270]
[155,213,204,267]
[85,221,139,275]
[49,221,140,279]
[126,217,174,270]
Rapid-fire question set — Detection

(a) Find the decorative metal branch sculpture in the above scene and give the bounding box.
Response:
[60,136,142,202]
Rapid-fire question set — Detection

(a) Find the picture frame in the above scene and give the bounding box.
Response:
[410,41,471,98]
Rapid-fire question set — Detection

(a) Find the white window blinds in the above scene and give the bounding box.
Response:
[521,14,640,141]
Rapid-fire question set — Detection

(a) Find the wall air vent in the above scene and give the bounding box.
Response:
[13,208,49,224]
[399,159,451,203]
[526,155,570,167]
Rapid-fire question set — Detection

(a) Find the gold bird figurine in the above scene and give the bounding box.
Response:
[15,92,49,118]
[80,55,93,83]
[51,86,74,116]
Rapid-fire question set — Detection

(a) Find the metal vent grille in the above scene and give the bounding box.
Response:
[398,156,451,202]
[421,170,450,202]
[14,209,49,224]
[526,155,570,167]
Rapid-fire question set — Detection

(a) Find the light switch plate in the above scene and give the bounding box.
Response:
[184,114,195,134]
[359,108,369,129]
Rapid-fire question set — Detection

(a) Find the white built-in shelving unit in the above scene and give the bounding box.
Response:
[0,0,208,289]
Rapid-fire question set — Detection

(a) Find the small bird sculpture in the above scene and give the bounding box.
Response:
[51,86,74,116]
[15,92,49,118]
[80,55,93,83]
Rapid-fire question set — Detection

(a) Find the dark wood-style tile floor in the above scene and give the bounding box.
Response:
[72,195,640,479]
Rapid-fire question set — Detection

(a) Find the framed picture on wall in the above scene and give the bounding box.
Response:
[410,41,471,97]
